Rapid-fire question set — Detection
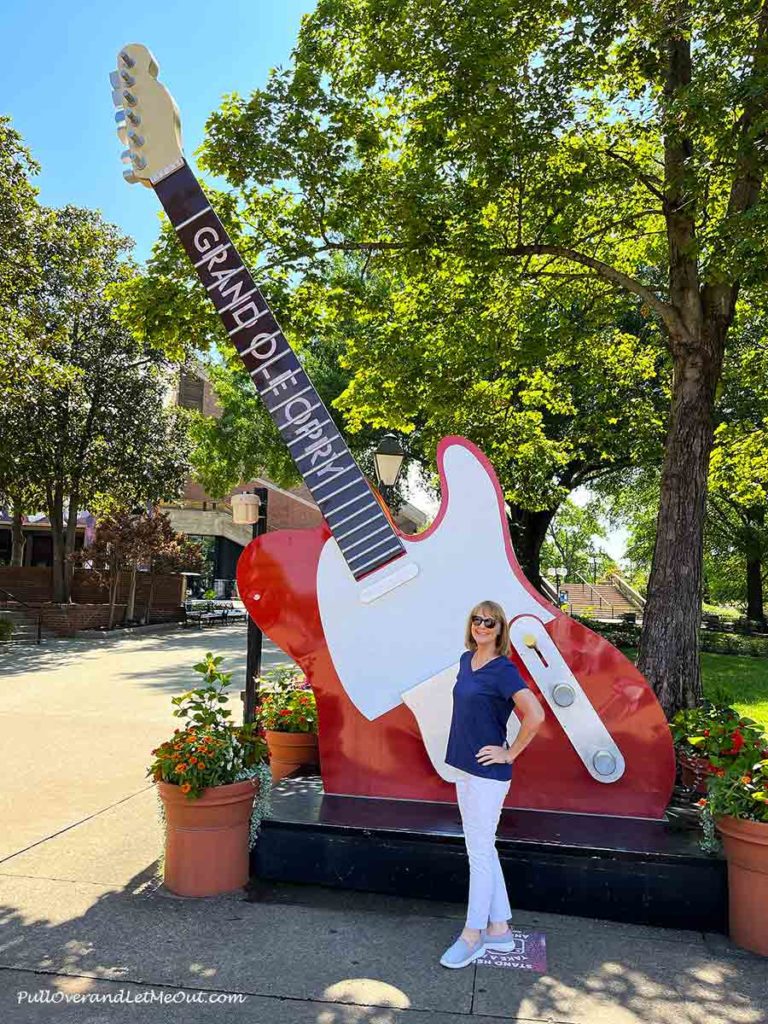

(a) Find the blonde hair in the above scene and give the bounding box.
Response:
[465,600,511,656]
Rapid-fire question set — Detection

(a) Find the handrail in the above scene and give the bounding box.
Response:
[572,572,615,619]
[0,586,42,644]
[609,573,646,610]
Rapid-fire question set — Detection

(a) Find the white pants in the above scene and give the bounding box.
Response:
[455,774,512,930]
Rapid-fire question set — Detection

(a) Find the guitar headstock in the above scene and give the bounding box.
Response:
[110,44,184,186]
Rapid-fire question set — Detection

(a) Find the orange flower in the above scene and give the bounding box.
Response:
[175,763,187,773]
[197,762,206,770]
[174,743,182,750]
[742,775,752,785]
[180,783,191,794]
[696,798,708,808]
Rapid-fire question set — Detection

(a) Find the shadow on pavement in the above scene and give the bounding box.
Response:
[0,863,766,1024]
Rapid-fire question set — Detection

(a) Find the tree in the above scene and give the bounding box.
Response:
[2,205,192,601]
[192,0,768,714]
[540,499,614,584]
[0,117,50,566]
[78,510,204,628]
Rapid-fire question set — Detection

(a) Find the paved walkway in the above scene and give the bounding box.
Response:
[0,628,766,1023]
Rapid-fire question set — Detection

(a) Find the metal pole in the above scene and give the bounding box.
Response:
[244,486,268,725]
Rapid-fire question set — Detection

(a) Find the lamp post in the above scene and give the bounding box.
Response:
[231,486,268,725]
[554,566,568,608]
[373,433,406,506]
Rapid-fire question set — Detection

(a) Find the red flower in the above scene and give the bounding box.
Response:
[703,729,710,737]
[279,709,291,717]
[727,730,745,755]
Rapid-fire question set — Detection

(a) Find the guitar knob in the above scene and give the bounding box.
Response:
[592,750,617,777]
[552,682,575,707]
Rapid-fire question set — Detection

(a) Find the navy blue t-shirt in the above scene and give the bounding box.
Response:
[444,651,528,781]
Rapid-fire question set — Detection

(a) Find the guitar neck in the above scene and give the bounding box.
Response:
[153,163,404,580]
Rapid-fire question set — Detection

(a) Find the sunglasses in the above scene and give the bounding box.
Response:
[471,615,498,629]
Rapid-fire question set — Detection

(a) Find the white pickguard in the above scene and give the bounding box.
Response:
[317,442,552,721]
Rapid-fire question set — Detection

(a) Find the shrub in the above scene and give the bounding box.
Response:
[575,616,768,658]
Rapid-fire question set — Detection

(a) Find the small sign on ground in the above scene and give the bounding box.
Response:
[477,930,547,972]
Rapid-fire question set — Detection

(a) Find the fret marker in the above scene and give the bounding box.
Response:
[175,205,211,231]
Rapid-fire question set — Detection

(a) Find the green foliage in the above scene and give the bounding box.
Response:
[580,617,768,659]
[147,653,268,800]
[540,499,614,582]
[1,198,193,599]
[0,619,13,642]
[670,703,765,761]
[256,665,318,734]
[706,759,768,824]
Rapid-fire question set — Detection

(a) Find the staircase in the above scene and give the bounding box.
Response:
[0,596,43,645]
[547,575,644,620]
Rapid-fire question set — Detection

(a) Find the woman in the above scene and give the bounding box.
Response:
[440,600,545,969]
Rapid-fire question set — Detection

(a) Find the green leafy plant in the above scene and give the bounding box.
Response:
[256,665,317,734]
[703,759,768,824]
[674,706,765,768]
[147,652,268,799]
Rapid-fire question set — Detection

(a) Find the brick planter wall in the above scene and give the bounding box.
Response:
[37,603,184,637]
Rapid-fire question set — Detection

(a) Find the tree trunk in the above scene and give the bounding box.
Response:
[10,497,25,567]
[506,506,557,593]
[64,490,79,602]
[126,566,137,623]
[637,330,724,717]
[746,556,764,624]
[49,484,68,603]
[108,567,119,630]
[143,569,156,626]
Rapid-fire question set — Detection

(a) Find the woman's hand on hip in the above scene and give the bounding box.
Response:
[476,745,512,766]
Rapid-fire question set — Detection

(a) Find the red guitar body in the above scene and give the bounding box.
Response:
[238,441,675,820]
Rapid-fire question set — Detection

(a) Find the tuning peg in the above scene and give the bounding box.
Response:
[127,130,145,147]
[117,125,128,144]
[122,91,138,107]
[123,168,139,184]
[131,154,147,170]
[119,50,135,69]
[111,87,125,108]
[109,70,121,89]
[119,70,135,86]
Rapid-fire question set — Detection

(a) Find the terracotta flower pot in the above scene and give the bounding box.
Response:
[716,814,768,956]
[679,752,714,795]
[265,729,319,781]
[157,777,258,897]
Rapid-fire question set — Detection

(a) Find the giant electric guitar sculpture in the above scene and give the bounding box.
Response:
[111,44,675,818]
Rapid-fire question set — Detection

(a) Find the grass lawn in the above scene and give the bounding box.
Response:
[621,649,768,733]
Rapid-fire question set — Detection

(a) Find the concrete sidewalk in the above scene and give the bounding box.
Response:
[1,784,766,1024]
[1,631,766,1023]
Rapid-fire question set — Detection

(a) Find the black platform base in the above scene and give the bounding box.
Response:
[251,774,727,933]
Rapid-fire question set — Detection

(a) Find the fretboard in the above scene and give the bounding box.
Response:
[153,163,404,581]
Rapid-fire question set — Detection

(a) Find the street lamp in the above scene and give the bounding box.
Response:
[373,434,406,504]
[231,487,269,725]
[553,566,568,608]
